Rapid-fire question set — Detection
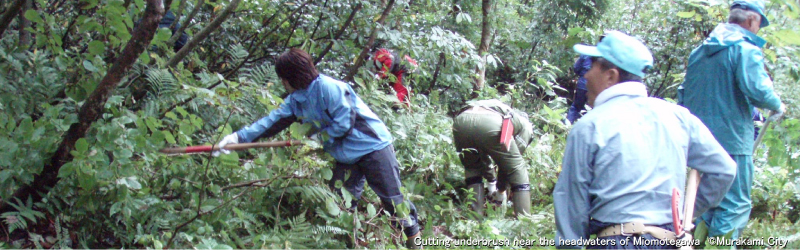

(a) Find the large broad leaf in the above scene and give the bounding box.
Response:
[24,10,44,24]
[693,220,708,246]
[325,197,340,216]
[676,11,696,18]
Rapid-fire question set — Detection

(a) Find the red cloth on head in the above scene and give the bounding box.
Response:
[373,48,412,105]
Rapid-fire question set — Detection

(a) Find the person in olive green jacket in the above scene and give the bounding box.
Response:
[453,99,534,216]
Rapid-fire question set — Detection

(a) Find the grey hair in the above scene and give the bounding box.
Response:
[728,8,760,25]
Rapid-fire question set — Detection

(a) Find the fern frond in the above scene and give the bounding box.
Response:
[313,225,348,236]
[241,64,277,86]
[226,44,249,66]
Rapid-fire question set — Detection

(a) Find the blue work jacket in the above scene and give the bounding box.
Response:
[236,74,392,164]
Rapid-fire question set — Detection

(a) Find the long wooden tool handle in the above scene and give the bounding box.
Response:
[682,169,700,231]
[159,140,303,154]
[753,111,782,154]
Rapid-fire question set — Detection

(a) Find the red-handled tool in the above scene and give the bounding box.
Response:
[672,187,683,236]
[159,140,303,154]
[500,114,514,151]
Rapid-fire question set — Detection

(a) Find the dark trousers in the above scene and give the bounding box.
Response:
[329,145,420,236]
[587,220,677,249]
[567,89,588,123]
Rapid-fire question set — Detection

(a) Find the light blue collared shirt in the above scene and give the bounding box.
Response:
[554,82,736,248]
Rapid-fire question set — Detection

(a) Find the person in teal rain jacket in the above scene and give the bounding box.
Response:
[678,0,786,240]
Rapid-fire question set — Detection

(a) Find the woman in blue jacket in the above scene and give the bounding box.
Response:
[215,48,421,248]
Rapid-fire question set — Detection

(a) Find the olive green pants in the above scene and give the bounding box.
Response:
[453,111,530,191]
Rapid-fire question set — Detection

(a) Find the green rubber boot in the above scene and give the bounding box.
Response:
[512,190,531,216]
[406,232,422,249]
[468,183,485,215]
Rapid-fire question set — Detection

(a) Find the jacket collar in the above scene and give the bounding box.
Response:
[727,23,767,48]
[593,81,648,107]
[289,75,323,102]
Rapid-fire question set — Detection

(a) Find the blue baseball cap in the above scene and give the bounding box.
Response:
[573,30,653,78]
[731,0,770,28]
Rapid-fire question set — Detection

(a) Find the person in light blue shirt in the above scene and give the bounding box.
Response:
[553,31,736,249]
[213,48,422,248]
[678,0,785,239]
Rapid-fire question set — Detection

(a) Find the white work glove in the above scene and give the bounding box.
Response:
[212,133,239,157]
[487,180,498,197]
[309,132,322,143]
[767,103,786,123]
[492,190,507,203]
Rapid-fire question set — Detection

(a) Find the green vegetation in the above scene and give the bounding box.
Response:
[0,0,798,248]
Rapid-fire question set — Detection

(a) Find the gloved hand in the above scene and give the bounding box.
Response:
[767,103,786,122]
[212,133,239,157]
[487,180,498,197]
[309,132,322,143]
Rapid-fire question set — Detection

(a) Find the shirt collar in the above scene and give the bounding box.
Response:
[593,81,648,107]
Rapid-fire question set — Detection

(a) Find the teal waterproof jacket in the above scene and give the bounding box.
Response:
[679,23,782,155]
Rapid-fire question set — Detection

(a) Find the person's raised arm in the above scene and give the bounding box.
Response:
[734,46,782,112]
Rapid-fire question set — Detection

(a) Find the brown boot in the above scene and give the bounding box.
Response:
[405,232,422,249]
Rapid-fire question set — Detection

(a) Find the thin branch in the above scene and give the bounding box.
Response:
[223,0,313,79]
[165,0,241,68]
[168,0,203,45]
[314,3,361,65]
[344,0,395,82]
[165,109,235,249]
[169,0,187,31]
[303,0,328,48]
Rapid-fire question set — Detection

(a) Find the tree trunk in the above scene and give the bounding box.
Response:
[0,0,166,213]
[0,0,27,39]
[165,0,241,68]
[314,3,361,65]
[17,0,31,47]
[343,0,395,83]
[426,52,446,95]
[473,0,493,97]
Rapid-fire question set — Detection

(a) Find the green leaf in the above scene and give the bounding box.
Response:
[88,40,105,55]
[24,10,44,24]
[139,52,151,64]
[367,204,376,217]
[567,27,585,36]
[117,176,142,190]
[676,11,696,18]
[163,130,176,144]
[321,168,333,180]
[83,60,98,72]
[325,197,340,216]
[76,138,89,153]
[773,29,800,46]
